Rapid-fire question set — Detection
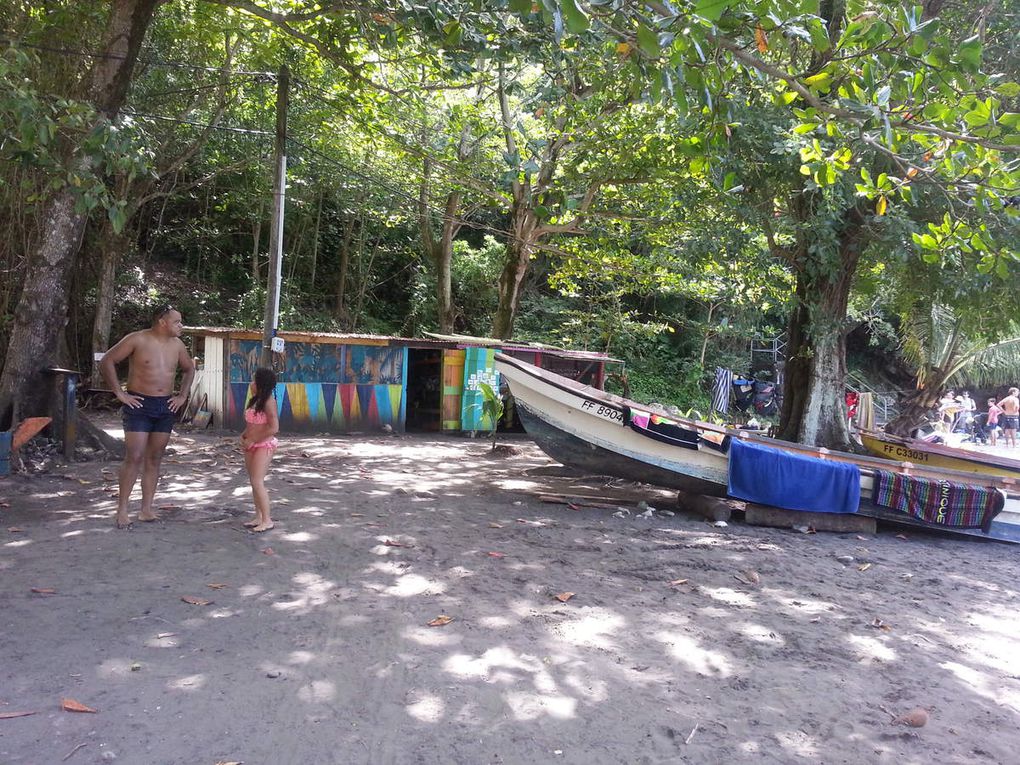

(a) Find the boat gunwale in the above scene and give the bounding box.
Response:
[859,429,1020,474]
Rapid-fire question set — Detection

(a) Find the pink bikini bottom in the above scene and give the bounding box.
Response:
[246,438,279,451]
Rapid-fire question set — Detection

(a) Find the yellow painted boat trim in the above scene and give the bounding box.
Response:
[861,432,1018,479]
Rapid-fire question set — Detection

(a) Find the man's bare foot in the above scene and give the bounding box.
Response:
[252,522,275,533]
[115,515,133,530]
[137,510,159,523]
[243,520,259,528]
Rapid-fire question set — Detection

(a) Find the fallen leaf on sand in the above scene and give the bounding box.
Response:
[262,548,275,555]
[428,615,453,627]
[893,707,929,727]
[350,513,364,518]
[870,618,891,631]
[7,527,23,532]
[60,698,96,713]
[735,570,760,585]
[206,583,228,590]
[181,596,211,606]
[567,502,581,511]
[31,587,57,594]
[0,711,36,719]
[554,592,574,603]
[855,535,867,540]
[858,563,872,572]
[215,761,243,765]
[486,552,506,558]
[896,534,909,540]
[667,579,689,587]
[488,522,503,529]
[156,632,176,639]
[384,539,411,548]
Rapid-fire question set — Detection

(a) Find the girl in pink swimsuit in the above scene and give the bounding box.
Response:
[240,367,280,532]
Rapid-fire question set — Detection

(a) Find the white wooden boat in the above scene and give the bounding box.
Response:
[495,353,1020,543]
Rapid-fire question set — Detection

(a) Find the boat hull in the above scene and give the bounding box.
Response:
[516,402,728,496]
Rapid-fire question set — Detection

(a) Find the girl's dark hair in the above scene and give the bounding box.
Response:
[247,367,278,413]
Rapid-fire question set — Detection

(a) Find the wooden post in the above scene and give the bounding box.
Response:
[743,504,877,534]
[260,65,289,367]
[676,490,735,522]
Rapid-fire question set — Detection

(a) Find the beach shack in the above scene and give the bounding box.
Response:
[184,327,618,435]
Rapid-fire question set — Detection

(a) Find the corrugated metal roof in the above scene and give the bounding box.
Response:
[183,326,621,362]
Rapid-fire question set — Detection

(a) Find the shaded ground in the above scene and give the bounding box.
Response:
[1,428,1018,764]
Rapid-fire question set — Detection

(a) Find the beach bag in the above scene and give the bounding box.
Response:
[732,379,755,412]
[752,381,777,416]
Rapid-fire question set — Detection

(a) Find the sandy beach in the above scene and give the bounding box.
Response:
[1,428,1018,764]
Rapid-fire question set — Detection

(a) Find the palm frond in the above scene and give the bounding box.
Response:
[899,304,959,388]
[899,302,1020,388]
[949,333,1020,387]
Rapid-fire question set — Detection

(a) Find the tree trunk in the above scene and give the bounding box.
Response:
[0,0,159,426]
[491,205,538,339]
[699,302,716,368]
[90,219,130,386]
[333,214,357,323]
[251,201,263,283]
[0,188,86,425]
[884,385,944,437]
[777,207,866,449]
[434,191,461,333]
[309,189,323,290]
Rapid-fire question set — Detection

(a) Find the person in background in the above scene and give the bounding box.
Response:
[997,388,1019,449]
[938,390,960,426]
[100,304,194,529]
[240,367,280,532]
[986,397,1004,447]
[956,390,976,432]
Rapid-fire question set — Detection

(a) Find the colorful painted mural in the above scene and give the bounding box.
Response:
[226,339,405,432]
[460,347,499,432]
[441,349,466,431]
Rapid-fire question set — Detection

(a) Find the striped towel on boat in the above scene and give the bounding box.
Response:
[871,470,1005,533]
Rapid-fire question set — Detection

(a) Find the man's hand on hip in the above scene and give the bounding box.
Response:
[118,392,143,409]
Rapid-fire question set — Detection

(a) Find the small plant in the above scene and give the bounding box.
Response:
[477,382,504,450]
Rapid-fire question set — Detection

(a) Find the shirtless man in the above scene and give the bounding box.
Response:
[100,304,195,528]
[997,387,1020,449]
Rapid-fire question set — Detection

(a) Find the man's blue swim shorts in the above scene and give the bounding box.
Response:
[122,392,176,434]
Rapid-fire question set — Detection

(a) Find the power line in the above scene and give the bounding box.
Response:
[121,109,273,137]
[0,37,277,76]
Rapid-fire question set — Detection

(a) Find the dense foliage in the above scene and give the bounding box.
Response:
[0,0,1017,443]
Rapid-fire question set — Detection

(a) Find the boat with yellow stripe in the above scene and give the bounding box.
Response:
[859,429,1020,480]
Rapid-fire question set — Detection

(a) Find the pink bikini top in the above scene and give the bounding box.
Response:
[245,408,268,425]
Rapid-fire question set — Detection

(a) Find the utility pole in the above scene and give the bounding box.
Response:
[260,64,289,367]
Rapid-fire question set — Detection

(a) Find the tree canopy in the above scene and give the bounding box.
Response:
[0,0,1017,445]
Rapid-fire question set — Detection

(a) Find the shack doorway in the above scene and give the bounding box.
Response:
[405,348,443,432]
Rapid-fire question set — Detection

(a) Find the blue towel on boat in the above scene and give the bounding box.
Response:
[727,438,861,514]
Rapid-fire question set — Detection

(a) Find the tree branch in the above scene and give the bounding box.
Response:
[710,34,1019,153]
